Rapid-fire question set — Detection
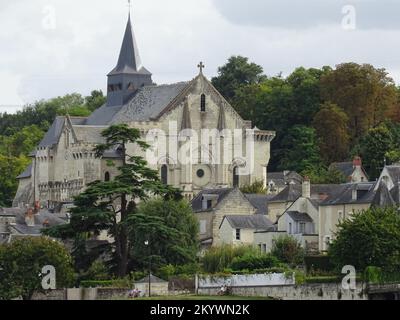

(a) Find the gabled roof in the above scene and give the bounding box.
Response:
[286,211,313,223]
[223,215,274,230]
[384,165,400,184]
[269,184,343,203]
[191,188,233,212]
[371,181,396,207]
[16,163,32,179]
[85,82,190,125]
[330,162,354,178]
[135,274,167,284]
[320,182,377,206]
[268,171,303,187]
[38,116,65,148]
[108,15,150,76]
[244,194,274,215]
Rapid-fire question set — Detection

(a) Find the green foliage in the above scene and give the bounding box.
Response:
[279,125,322,173]
[271,236,305,267]
[304,255,335,274]
[302,166,347,184]
[329,207,400,272]
[128,198,199,268]
[0,237,74,300]
[240,180,267,194]
[313,102,350,163]
[211,55,265,102]
[201,245,260,274]
[44,124,181,277]
[364,266,383,284]
[229,253,279,271]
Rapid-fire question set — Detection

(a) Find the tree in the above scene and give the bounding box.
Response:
[0,154,30,206]
[279,125,322,173]
[320,63,397,142]
[44,124,181,277]
[329,207,400,272]
[211,56,265,103]
[271,236,305,266]
[240,180,267,194]
[85,90,106,112]
[356,123,394,180]
[313,102,350,163]
[127,199,199,269]
[0,237,74,300]
[302,166,347,184]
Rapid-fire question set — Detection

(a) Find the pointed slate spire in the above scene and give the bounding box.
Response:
[107,14,152,107]
[217,104,226,131]
[110,15,146,75]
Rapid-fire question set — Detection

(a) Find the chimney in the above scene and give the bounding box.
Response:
[352,188,357,201]
[353,156,362,168]
[302,177,311,199]
[25,208,35,227]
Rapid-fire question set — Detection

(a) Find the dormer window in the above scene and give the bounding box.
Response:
[200,94,206,112]
[127,82,135,91]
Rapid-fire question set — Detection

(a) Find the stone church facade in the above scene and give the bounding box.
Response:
[13,15,275,209]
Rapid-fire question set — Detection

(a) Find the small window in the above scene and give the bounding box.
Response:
[233,167,239,188]
[338,211,343,221]
[299,222,306,234]
[104,172,110,182]
[262,244,267,253]
[161,165,168,185]
[289,222,292,234]
[236,229,241,241]
[200,220,207,235]
[207,200,212,209]
[127,82,135,91]
[200,94,206,112]
[197,169,205,178]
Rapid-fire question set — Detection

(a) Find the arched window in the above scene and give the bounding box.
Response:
[105,172,110,182]
[161,165,168,185]
[200,94,206,112]
[233,166,239,188]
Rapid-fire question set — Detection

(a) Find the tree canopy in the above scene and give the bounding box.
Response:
[329,207,400,272]
[0,237,74,300]
[44,124,181,277]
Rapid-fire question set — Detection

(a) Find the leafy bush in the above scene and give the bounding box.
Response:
[364,266,382,284]
[229,253,279,271]
[201,245,260,273]
[271,236,305,266]
[304,255,335,274]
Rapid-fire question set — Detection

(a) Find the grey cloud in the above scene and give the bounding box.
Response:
[212,0,400,29]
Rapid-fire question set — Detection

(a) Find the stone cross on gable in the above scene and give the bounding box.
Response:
[198,61,205,73]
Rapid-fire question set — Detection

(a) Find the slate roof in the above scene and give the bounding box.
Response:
[385,166,400,184]
[135,274,167,284]
[72,125,108,144]
[85,82,189,125]
[320,182,377,206]
[224,215,274,230]
[330,162,354,178]
[191,189,233,212]
[269,184,343,203]
[244,194,274,215]
[371,181,396,207]
[268,171,303,187]
[287,211,313,223]
[38,116,65,148]
[16,163,32,179]
[108,15,149,76]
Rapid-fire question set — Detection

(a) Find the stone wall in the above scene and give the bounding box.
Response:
[198,283,367,300]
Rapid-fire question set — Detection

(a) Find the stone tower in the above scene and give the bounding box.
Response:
[106,14,153,107]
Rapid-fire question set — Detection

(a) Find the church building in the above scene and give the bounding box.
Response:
[13,14,275,209]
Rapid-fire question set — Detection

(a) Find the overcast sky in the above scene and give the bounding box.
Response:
[1,0,400,113]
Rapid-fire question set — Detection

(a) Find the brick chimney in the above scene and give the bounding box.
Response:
[302,177,311,199]
[353,156,362,168]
